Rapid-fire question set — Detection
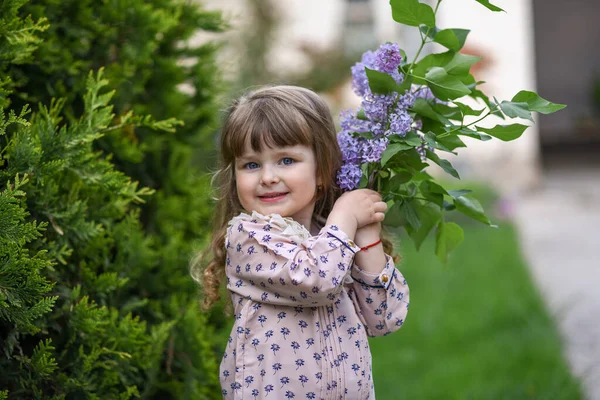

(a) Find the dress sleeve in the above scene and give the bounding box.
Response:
[348,256,410,337]
[225,215,361,307]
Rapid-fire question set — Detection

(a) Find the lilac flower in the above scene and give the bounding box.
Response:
[362,93,395,122]
[374,43,403,74]
[361,138,389,163]
[337,163,362,191]
[351,50,377,97]
[340,109,371,133]
[337,42,440,192]
[414,86,435,101]
[397,90,417,109]
[337,131,363,164]
[384,110,412,137]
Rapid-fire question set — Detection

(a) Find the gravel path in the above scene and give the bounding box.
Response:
[514,166,600,400]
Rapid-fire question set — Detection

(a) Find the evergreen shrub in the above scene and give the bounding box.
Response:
[1,0,227,398]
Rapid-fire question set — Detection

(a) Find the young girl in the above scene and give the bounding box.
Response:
[193,86,409,399]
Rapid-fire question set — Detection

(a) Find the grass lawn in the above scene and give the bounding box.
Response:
[370,221,582,400]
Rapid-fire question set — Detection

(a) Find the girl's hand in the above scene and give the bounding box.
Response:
[338,189,387,228]
[327,189,387,237]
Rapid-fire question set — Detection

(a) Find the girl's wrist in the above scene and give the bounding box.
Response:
[358,238,382,251]
[326,210,357,239]
[354,225,381,244]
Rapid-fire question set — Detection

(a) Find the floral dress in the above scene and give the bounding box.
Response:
[220,211,410,400]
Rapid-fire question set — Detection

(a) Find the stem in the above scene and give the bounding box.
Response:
[405,0,443,76]
[437,103,499,139]
[381,190,430,203]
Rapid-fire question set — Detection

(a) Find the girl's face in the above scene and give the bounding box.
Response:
[235,143,321,230]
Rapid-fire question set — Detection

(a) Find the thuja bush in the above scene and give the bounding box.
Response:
[1,0,226,398]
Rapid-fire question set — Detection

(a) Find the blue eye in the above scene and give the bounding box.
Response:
[245,162,259,170]
[281,157,294,165]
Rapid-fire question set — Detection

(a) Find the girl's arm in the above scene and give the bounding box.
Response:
[348,222,410,337]
[226,215,361,307]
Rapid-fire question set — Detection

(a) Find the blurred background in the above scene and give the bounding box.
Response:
[1,0,597,398]
[196,0,599,398]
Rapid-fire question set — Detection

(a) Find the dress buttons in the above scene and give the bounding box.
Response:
[381,274,389,283]
[348,240,355,247]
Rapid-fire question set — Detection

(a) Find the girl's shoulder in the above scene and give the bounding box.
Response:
[227,211,311,241]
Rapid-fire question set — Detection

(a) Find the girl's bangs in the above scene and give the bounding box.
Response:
[228,103,314,158]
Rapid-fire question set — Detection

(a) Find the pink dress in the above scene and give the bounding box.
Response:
[220,211,410,399]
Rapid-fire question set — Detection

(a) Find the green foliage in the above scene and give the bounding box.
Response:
[370,222,582,399]
[357,0,567,263]
[0,0,49,109]
[1,0,226,398]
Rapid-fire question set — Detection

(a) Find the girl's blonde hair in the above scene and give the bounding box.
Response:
[191,85,343,310]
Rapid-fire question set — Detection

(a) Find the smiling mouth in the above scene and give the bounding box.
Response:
[258,192,288,202]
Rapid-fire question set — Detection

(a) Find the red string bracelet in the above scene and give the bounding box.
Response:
[359,239,382,251]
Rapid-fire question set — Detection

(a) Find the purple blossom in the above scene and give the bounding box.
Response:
[362,93,396,122]
[337,42,439,192]
[350,50,377,97]
[337,163,362,191]
[414,86,435,101]
[337,131,363,164]
[340,109,371,133]
[397,91,416,109]
[374,43,403,74]
[384,110,412,137]
[361,138,389,163]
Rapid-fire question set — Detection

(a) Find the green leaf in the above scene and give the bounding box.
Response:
[397,73,413,94]
[381,143,413,166]
[461,74,479,88]
[420,180,446,207]
[511,90,566,114]
[389,170,414,187]
[434,29,470,51]
[454,101,485,117]
[395,149,429,172]
[412,171,433,181]
[411,98,450,124]
[458,127,492,141]
[419,25,439,40]
[425,67,471,101]
[423,132,455,154]
[385,201,404,227]
[365,67,400,95]
[444,53,482,77]
[359,163,369,188]
[453,195,495,226]
[436,134,467,151]
[412,52,455,84]
[390,0,436,27]
[399,130,424,146]
[400,200,421,230]
[431,103,463,120]
[477,124,529,141]
[405,202,442,250]
[474,0,505,12]
[425,149,460,179]
[447,189,473,198]
[435,221,464,264]
[356,109,368,120]
[499,101,534,122]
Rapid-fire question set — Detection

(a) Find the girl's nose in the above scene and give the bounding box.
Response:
[260,166,279,185]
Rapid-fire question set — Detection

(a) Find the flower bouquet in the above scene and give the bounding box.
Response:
[337,0,565,263]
